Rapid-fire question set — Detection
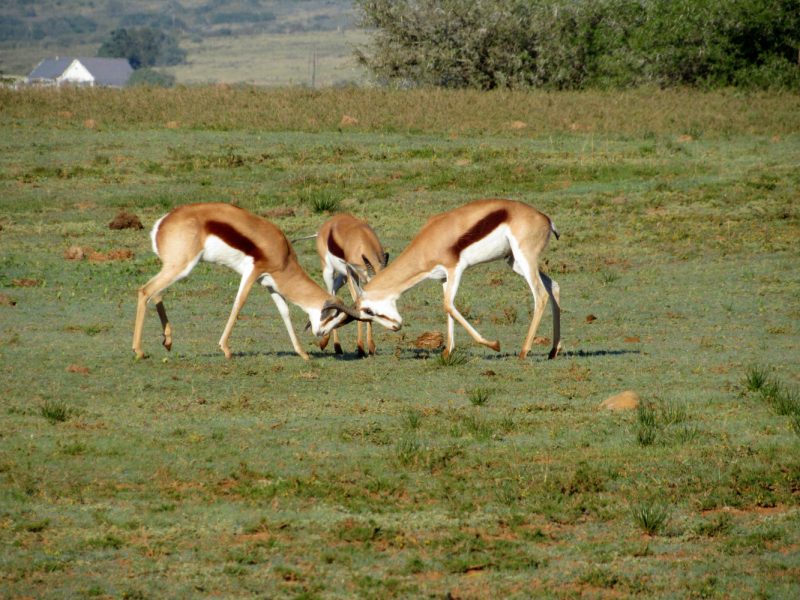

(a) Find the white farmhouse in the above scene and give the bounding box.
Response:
[28,57,133,87]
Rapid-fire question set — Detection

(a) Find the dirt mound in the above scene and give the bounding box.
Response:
[66,365,90,375]
[585,314,597,323]
[12,278,39,288]
[599,391,640,411]
[413,331,444,350]
[109,209,144,230]
[64,246,88,261]
[0,293,16,306]
[87,249,135,263]
[261,207,295,219]
[531,336,551,346]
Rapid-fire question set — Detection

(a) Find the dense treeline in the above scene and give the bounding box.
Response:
[354,0,800,89]
[97,27,186,70]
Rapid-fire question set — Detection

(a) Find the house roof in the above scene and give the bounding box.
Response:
[29,58,74,80]
[75,58,134,86]
[28,57,134,87]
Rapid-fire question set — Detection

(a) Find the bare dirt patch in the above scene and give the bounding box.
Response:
[12,278,39,288]
[261,207,296,219]
[0,293,17,306]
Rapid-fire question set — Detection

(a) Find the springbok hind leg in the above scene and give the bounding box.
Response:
[153,294,172,351]
[539,271,562,359]
[132,266,188,358]
[516,263,551,361]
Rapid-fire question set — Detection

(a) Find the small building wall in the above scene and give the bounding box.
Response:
[58,60,96,86]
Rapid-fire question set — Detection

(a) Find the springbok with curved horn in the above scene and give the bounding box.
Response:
[132,203,359,360]
[295,213,388,356]
[346,199,561,360]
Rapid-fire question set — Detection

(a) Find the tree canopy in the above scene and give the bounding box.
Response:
[97,27,186,70]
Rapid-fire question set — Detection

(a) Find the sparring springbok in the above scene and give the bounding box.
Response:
[294,213,388,356]
[132,203,359,360]
[346,199,562,360]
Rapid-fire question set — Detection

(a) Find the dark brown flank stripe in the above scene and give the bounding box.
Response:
[327,234,345,260]
[450,209,509,257]
[206,221,266,262]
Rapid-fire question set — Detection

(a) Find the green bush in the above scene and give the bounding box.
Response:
[354,0,800,90]
[126,68,176,88]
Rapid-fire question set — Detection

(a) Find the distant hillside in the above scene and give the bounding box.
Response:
[0,0,356,77]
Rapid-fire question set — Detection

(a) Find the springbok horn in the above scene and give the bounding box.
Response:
[362,255,376,279]
[322,298,362,320]
[339,303,362,319]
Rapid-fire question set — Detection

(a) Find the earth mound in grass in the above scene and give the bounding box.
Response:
[109,209,144,230]
[599,391,640,411]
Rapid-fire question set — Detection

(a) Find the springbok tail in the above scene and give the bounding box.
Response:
[550,220,561,240]
[291,234,319,244]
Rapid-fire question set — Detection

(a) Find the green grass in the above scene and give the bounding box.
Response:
[0,87,799,599]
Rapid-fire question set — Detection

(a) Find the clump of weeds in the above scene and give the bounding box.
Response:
[630,498,670,535]
[467,386,493,406]
[434,348,469,367]
[39,399,72,425]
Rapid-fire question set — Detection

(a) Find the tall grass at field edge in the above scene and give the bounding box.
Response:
[2,86,798,137]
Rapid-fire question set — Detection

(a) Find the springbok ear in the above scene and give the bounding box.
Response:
[362,255,376,279]
[382,251,389,269]
[346,263,365,299]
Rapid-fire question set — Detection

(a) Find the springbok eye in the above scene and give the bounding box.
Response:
[363,308,375,317]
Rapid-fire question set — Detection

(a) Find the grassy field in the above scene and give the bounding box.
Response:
[1,87,799,599]
[161,30,368,87]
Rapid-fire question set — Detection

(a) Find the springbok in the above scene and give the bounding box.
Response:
[132,203,359,360]
[346,198,562,360]
[294,213,388,356]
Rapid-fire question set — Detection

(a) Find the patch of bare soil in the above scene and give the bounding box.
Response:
[12,278,39,288]
[66,365,90,374]
[0,293,17,306]
[87,249,135,263]
[261,207,296,219]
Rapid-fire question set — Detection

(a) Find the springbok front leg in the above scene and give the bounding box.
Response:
[319,271,346,354]
[269,290,310,360]
[442,267,501,358]
[218,269,260,359]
